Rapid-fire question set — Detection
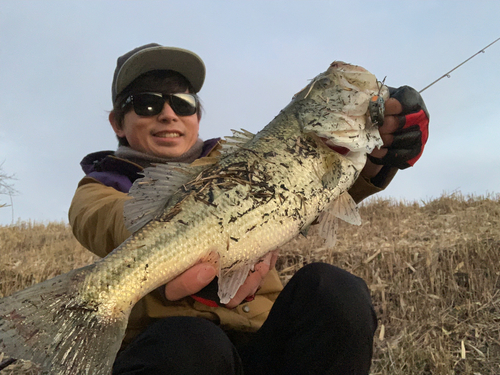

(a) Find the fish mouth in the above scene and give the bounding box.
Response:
[320,137,350,156]
[326,144,350,155]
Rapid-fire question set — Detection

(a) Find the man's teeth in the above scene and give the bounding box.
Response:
[155,132,180,138]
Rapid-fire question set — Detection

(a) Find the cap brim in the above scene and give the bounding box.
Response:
[114,46,206,95]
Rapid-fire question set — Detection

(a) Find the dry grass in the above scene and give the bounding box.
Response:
[0,221,98,299]
[1,193,500,374]
[277,192,500,374]
[0,222,98,374]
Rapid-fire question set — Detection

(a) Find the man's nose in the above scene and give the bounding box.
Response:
[157,102,178,121]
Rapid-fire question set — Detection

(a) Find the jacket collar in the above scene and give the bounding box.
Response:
[80,137,221,182]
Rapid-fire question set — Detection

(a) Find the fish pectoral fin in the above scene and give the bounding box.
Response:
[217,262,253,305]
[124,163,206,233]
[331,192,362,225]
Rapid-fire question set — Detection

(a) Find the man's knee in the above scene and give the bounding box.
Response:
[113,317,242,374]
[145,317,238,358]
[292,263,377,330]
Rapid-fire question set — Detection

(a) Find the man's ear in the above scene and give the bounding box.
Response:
[109,112,125,137]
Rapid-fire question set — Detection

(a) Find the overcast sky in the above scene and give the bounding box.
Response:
[1,1,499,225]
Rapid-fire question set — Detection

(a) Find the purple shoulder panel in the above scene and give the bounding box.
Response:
[201,138,221,157]
[86,171,133,193]
[81,139,220,194]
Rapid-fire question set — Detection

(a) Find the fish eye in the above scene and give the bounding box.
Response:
[318,77,331,87]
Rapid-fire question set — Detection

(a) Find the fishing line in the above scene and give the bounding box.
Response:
[369,37,500,124]
[419,37,500,93]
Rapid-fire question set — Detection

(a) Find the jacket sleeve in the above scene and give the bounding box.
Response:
[348,166,398,204]
[69,177,131,258]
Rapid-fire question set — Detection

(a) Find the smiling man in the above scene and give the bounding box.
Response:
[109,71,202,159]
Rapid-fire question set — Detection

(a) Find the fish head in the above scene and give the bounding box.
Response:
[292,61,388,170]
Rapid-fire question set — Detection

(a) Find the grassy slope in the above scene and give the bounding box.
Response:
[1,193,499,374]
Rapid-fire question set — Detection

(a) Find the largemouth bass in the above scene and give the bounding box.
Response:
[0,62,388,374]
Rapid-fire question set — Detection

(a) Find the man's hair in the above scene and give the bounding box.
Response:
[111,70,203,147]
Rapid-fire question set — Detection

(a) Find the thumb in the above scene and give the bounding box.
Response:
[165,263,217,301]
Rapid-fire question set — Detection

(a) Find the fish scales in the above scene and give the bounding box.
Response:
[82,114,353,315]
[82,121,347,315]
[0,61,388,374]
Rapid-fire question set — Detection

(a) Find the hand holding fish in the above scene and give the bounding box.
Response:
[165,250,279,308]
[364,85,429,175]
[224,250,279,309]
[164,263,218,301]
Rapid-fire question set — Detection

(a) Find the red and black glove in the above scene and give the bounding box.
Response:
[369,86,429,169]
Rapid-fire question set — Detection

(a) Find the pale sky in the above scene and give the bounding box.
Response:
[1,1,499,225]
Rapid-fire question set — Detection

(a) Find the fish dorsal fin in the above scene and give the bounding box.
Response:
[317,192,361,248]
[124,163,204,233]
[220,128,256,155]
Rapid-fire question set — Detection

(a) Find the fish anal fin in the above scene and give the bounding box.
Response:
[317,209,338,249]
[300,224,311,237]
[317,192,361,249]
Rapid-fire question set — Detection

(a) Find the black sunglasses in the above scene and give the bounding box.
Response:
[121,92,198,117]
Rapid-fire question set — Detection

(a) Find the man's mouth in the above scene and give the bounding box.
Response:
[154,131,181,138]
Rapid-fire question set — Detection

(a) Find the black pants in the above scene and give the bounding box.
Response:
[113,263,377,375]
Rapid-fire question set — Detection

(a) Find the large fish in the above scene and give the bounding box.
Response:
[0,62,388,374]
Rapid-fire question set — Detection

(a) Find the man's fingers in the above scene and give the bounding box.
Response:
[225,250,279,309]
[368,131,392,157]
[225,270,262,309]
[368,85,428,170]
[165,263,217,301]
[369,147,388,159]
[379,115,402,134]
[380,133,394,147]
[167,250,280,308]
[270,249,280,270]
[254,252,274,275]
[383,98,403,116]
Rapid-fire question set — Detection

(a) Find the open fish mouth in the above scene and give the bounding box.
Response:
[328,145,350,155]
[321,137,350,155]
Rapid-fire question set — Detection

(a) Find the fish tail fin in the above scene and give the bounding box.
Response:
[0,266,129,375]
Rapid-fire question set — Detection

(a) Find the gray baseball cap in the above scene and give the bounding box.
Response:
[112,43,206,104]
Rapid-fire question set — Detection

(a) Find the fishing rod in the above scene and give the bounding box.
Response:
[369,36,500,126]
[419,36,500,93]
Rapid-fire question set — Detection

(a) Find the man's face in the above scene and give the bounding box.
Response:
[111,95,200,158]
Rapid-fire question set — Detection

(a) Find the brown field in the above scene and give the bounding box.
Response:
[1,193,499,374]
